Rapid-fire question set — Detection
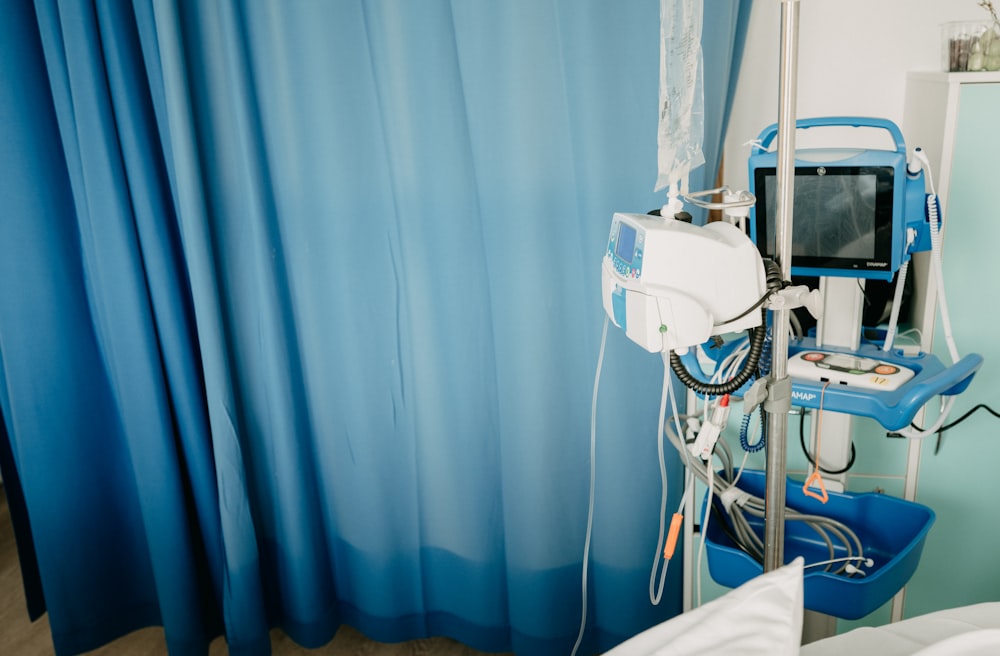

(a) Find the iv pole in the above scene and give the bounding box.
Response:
[763,0,799,573]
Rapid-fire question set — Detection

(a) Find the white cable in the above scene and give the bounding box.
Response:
[911,149,958,361]
[721,349,749,382]
[649,359,674,605]
[896,396,957,439]
[882,260,909,352]
[789,309,803,338]
[927,193,960,364]
[664,354,698,609]
[571,318,609,656]
[731,448,751,487]
[891,152,961,440]
[708,342,751,386]
[696,461,714,607]
[692,343,741,608]
[893,190,960,439]
[803,555,874,570]
[692,338,753,606]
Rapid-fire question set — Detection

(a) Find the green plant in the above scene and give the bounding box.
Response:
[976,1,1000,70]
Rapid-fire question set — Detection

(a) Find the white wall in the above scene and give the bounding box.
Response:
[723,0,989,188]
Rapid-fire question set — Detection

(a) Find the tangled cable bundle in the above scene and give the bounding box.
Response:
[664,419,866,576]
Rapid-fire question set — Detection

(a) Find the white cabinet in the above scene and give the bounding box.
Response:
[901,72,1000,619]
[904,72,1000,341]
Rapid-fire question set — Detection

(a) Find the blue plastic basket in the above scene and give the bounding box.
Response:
[702,469,935,620]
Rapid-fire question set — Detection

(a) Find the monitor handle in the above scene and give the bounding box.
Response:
[755,116,907,155]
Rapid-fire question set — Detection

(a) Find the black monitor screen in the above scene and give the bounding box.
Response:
[754,165,895,274]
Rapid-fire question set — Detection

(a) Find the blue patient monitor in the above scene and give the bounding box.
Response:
[748,117,929,280]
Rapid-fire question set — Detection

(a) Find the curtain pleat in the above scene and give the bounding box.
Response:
[0,1,751,653]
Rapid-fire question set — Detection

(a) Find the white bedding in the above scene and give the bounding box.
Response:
[604,558,805,655]
[606,558,1000,655]
[801,602,1000,656]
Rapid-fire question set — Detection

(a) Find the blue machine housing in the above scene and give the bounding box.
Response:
[748,117,930,280]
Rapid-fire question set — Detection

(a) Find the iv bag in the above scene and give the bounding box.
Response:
[656,0,705,194]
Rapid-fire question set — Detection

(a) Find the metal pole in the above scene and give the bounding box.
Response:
[763,0,799,573]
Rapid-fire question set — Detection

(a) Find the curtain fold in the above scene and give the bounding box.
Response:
[0,1,751,654]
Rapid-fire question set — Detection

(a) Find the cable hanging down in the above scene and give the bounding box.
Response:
[669,259,785,397]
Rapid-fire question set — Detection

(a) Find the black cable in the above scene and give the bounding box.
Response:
[670,311,766,396]
[718,292,770,326]
[670,261,785,397]
[857,279,872,308]
[905,403,1000,434]
[717,260,786,326]
[799,412,856,475]
[708,497,763,565]
[703,467,764,563]
[895,403,1000,454]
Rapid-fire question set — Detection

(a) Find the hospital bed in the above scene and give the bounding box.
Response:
[604,559,1000,655]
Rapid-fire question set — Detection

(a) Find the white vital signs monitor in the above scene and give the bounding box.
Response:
[602,213,767,353]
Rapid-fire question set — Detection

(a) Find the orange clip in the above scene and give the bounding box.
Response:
[663,513,684,560]
[803,381,832,504]
[802,469,829,504]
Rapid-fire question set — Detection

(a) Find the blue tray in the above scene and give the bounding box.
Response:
[678,336,982,431]
[786,337,982,431]
[703,469,935,620]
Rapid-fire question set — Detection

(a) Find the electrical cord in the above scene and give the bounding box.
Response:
[895,403,1000,454]
[669,310,766,396]
[905,402,1000,434]
[738,326,772,453]
[857,279,872,310]
[890,162,960,440]
[663,420,865,577]
[707,497,761,563]
[800,411,856,475]
[717,259,786,326]
[882,261,909,352]
[571,317,609,656]
[648,355,675,606]
[739,410,766,453]
[669,260,785,397]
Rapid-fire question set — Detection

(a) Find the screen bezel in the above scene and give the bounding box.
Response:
[752,165,896,275]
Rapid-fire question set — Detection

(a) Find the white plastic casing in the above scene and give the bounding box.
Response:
[602,213,767,353]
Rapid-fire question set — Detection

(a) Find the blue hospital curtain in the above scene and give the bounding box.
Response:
[0,1,751,654]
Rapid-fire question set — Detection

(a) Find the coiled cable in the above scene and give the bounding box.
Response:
[739,409,766,453]
[738,325,772,453]
[669,308,765,396]
[669,260,784,397]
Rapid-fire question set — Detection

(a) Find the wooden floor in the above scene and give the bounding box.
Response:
[0,486,510,655]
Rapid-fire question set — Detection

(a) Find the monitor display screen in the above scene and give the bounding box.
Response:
[616,222,637,263]
[753,165,895,274]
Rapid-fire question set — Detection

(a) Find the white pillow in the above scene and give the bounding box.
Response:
[605,557,804,656]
